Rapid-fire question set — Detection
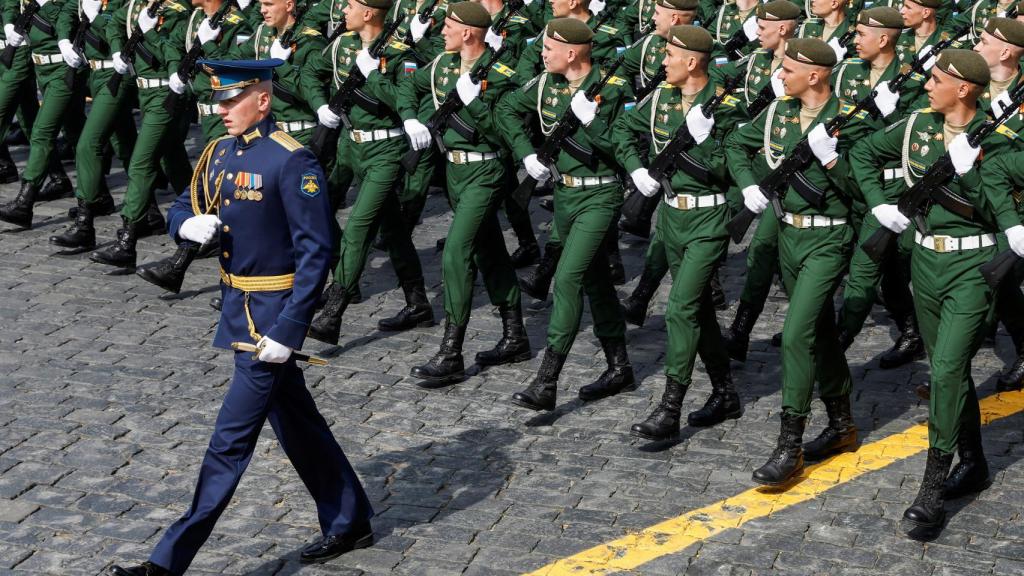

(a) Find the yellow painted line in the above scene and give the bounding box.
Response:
[527,390,1024,576]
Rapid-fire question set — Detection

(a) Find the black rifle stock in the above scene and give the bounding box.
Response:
[107,0,167,96]
[979,247,1020,288]
[1,0,40,68]
[163,0,237,113]
[63,16,90,88]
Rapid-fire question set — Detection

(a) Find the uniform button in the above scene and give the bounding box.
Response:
[227,173,234,179]
[222,225,230,233]
[224,199,230,206]
[236,150,243,156]
[222,251,230,259]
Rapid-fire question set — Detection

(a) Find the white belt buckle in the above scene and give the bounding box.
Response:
[792,214,804,228]
[451,150,465,164]
[352,131,364,143]
[933,235,950,253]
[563,175,576,187]
[678,195,689,210]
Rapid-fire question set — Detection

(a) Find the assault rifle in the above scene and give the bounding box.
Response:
[108,0,168,96]
[163,0,238,112]
[0,0,41,68]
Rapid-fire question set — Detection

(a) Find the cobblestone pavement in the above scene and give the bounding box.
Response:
[1,139,1024,576]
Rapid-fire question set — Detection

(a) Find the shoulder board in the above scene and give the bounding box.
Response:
[224,13,243,24]
[844,57,865,64]
[270,131,303,152]
[996,124,1018,140]
[521,74,541,91]
[884,118,908,133]
[302,26,321,36]
[342,30,358,37]
[605,75,626,86]
[721,94,739,107]
[657,80,671,88]
[164,1,188,12]
[779,95,794,101]
[509,14,528,23]
[597,24,618,35]
[839,101,869,119]
[390,39,410,50]
[492,62,515,77]
[916,107,933,113]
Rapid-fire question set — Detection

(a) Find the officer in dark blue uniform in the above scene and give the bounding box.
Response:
[110,60,374,576]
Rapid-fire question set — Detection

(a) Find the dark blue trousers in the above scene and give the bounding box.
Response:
[150,353,373,575]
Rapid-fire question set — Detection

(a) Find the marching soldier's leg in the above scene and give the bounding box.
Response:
[837,215,887,346]
[376,184,433,332]
[327,137,355,270]
[723,212,780,361]
[803,291,858,461]
[519,219,563,301]
[505,185,540,268]
[622,226,670,327]
[40,82,88,200]
[874,233,926,368]
[995,262,1024,391]
[605,218,626,285]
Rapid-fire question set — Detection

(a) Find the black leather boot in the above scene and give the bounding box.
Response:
[50,198,95,249]
[90,216,139,268]
[710,270,727,311]
[578,337,636,401]
[299,522,374,564]
[622,264,661,327]
[752,412,807,486]
[309,283,351,345]
[631,377,687,440]
[722,300,758,362]
[903,448,954,530]
[38,161,73,201]
[411,320,467,386]
[997,329,1024,392]
[0,180,38,229]
[520,242,562,301]
[0,145,17,184]
[802,395,858,461]
[878,313,925,369]
[915,381,931,401]
[943,420,990,499]
[687,366,742,427]
[136,242,199,293]
[69,184,116,218]
[378,282,434,331]
[511,348,566,411]
[135,202,166,239]
[475,305,531,366]
[109,561,171,576]
[510,243,540,268]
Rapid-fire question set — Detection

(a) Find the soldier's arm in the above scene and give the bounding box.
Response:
[396,54,434,121]
[848,117,905,209]
[296,34,330,111]
[704,94,748,182]
[723,108,768,189]
[494,75,541,161]
[360,45,407,111]
[619,38,643,80]
[611,90,653,174]
[211,8,251,55]
[107,1,129,52]
[581,83,635,160]
[980,151,1024,227]
[56,0,77,39]
[461,63,518,134]
[158,3,191,72]
[2,0,18,33]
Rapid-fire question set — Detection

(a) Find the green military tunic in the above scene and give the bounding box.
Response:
[952,0,1017,45]
[894,25,949,68]
[621,31,666,95]
[797,14,853,43]
[614,0,657,44]
[708,0,759,63]
[514,16,624,78]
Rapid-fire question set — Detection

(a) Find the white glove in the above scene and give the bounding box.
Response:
[742,16,758,41]
[316,104,341,129]
[4,24,25,48]
[270,38,292,61]
[256,336,292,363]
[178,214,222,244]
[871,203,909,233]
[356,49,380,77]
[484,28,503,51]
[168,71,186,94]
[992,90,1014,117]
[82,0,102,22]
[770,68,784,97]
[112,51,129,74]
[590,0,606,13]
[570,91,598,126]
[403,118,431,151]
[1006,224,1024,258]
[630,168,660,197]
[58,39,84,68]
[455,73,481,105]
[808,123,838,167]
[685,106,714,145]
[523,153,550,182]
[237,0,251,9]
[523,0,534,5]
[827,37,847,61]
[409,15,430,42]
[197,17,220,44]
[949,133,980,175]
[742,184,769,213]
[138,7,159,34]
[37,0,49,5]
[873,81,899,118]
[918,45,937,71]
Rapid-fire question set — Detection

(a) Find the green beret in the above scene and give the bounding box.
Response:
[985,16,1024,48]
[934,48,990,86]
[857,7,903,29]
[446,1,491,28]
[353,0,393,9]
[546,18,593,44]
[903,0,941,8]
[656,0,699,11]
[756,0,801,21]
[666,24,712,53]
[785,37,837,67]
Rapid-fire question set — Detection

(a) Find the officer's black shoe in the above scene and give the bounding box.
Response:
[135,204,167,239]
[209,297,222,311]
[475,305,531,366]
[771,332,783,347]
[608,249,626,286]
[539,197,554,212]
[109,561,170,576]
[943,422,990,499]
[752,412,807,486]
[631,376,687,440]
[904,448,954,530]
[687,367,742,427]
[915,381,931,401]
[578,338,635,401]
[0,180,38,229]
[50,199,96,249]
[299,523,374,564]
[136,242,199,293]
[722,300,758,362]
[90,216,139,268]
[710,271,727,311]
[378,282,434,331]
[510,243,540,268]
[997,353,1024,392]
[622,265,662,327]
[878,316,925,369]
[411,320,467,386]
[38,171,73,201]
[0,147,17,184]
[802,395,858,461]
[519,242,562,301]
[69,188,116,218]
[309,283,351,345]
[511,347,566,411]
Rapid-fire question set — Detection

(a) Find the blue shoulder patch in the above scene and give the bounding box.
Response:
[301,172,321,197]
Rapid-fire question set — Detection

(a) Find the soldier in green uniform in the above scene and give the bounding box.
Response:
[613,25,747,440]
[307,0,435,344]
[708,0,761,65]
[397,2,531,385]
[850,49,1020,532]
[0,19,48,187]
[952,0,1018,45]
[797,0,854,61]
[514,0,625,78]
[496,18,636,411]
[895,0,948,68]
[725,38,873,485]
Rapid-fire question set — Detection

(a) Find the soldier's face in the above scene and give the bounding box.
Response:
[662,43,695,85]
[443,18,471,51]
[974,32,1007,67]
[900,1,926,28]
[260,0,293,27]
[854,25,882,60]
[778,57,818,96]
[550,0,571,18]
[757,19,783,50]
[342,2,376,31]
[217,85,271,136]
[653,5,671,36]
[925,68,972,113]
[809,0,835,18]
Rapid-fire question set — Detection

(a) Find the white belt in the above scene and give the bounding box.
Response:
[914,231,996,253]
[0,40,8,50]
[782,212,847,228]
[446,150,498,164]
[31,52,62,65]
[136,77,170,89]
[197,103,217,116]
[664,193,727,211]
[560,174,617,188]
[349,127,404,143]
[277,120,317,133]
[883,168,904,181]
[89,59,115,70]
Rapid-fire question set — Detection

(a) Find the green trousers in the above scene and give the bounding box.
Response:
[398,144,435,230]
[0,47,39,146]
[912,244,995,454]
[739,211,781,311]
[442,159,520,325]
[547,183,625,354]
[332,136,423,294]
[23,62,87,186]
[504,185,537,249]
[778,223,853,416]
[76,69,137,203]
[640,218,671,282]
[659,202,730,384]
